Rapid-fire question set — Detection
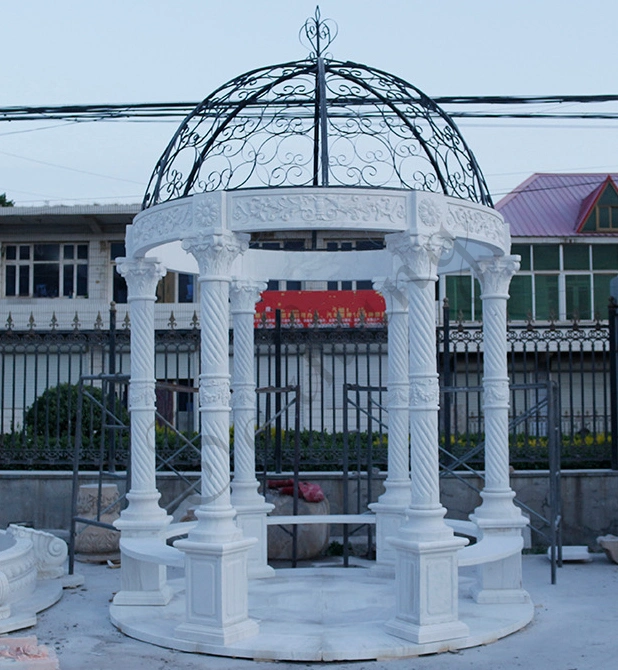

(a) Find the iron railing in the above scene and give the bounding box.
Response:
[0,309,614,470]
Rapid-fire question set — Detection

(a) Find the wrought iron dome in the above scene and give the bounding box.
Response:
[142,9,493,210]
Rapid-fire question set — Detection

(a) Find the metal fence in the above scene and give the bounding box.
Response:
[0,307,614,470]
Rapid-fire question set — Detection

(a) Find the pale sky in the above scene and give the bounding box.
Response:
[1,0,617,206]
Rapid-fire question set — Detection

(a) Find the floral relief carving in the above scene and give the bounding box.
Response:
[483,381,510,406]
[409,377,440,407]
[445,205,505,246]
[129,383,156,410]
[131,202,192,251]
[194,194,222,227]
[387,386,409,407]
[232,193,406,227]
[200,379,231,407]
[418,198,442,228]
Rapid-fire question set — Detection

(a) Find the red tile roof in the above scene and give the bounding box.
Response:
[495,173,618,237]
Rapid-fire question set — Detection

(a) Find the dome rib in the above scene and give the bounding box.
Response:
[143,57,492,209]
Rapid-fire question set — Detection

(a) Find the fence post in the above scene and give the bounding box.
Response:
[442,298,452,457]
[107,302,117,473]
[274,309,282,473]
[609,289,618,470]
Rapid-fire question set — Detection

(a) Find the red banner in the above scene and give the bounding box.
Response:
[254,290,386,328]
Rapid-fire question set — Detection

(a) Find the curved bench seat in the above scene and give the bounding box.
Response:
[457,534,523,568]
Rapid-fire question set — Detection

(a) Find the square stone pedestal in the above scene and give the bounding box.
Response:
[175,536,258,646]
[113,554,173,606]
[234,503,275,579]
[385,536,469,645]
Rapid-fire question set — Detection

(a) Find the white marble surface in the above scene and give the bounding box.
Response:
[110,566,533,661]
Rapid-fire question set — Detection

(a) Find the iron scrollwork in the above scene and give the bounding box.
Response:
[142,12,492,209]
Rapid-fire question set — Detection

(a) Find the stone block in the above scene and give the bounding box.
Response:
[74,484,120,560]
[597,535,618,563]
[266,491,329,561]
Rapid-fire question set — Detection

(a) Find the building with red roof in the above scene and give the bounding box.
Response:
[446,174,618,323]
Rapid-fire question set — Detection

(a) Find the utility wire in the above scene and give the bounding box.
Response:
[0,95,617,122]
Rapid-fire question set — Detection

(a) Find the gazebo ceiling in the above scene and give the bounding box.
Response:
[143,9,492,210]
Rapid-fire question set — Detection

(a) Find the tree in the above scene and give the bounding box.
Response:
[0,192,14,207]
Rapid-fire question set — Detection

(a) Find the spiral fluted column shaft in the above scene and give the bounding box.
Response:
[230,280,266,487]
[475,256,521,497]
[408,277,441,509]
[182,231,249,540]
[116,257,167,514]
[374,278,410,493]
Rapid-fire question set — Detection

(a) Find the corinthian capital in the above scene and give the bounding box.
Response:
[116,257,166,298]
[386,232,452,282]
[230,279,267,313]
[474,255,520,298]
[373,276,408,313]
[182,230,250,278]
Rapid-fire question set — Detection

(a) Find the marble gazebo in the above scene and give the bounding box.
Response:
[110,11,532,661]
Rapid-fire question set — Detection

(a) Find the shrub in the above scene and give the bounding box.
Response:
[23,383,129,443]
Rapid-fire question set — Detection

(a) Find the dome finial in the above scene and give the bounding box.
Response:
[300,6,338,59]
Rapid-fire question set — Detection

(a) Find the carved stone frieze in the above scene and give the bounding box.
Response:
[445,204,506,248]
[130,201,192,253]
[232,192,407,228]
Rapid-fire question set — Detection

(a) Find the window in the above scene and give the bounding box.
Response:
[508,275,532,320]
[110,242,128,303]
[155,272,197,303]
[596,206,618,230]
[4,243,88,298]
[445,275,482,321]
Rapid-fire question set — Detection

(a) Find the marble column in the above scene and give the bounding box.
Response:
[384,233,468,645]
[369,277,411,571]
[230,278,275,579]
[470,255,529,604]
[174,231,259,646]
[114,257,173,606]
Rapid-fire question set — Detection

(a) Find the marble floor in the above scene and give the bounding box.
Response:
[110,562,533,661]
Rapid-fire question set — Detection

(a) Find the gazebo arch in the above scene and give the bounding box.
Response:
[110,10,531,661]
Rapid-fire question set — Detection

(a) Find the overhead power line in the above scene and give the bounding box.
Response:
[0,94,617,123]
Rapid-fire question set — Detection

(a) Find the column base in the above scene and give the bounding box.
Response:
[175,617,259,647]
[176,535,258,646]
[233,495,275,579]
[369,501,408,570]
[470,489,528,528]
[385,617,469,645]
[387,526,468,645]
[113,555,173,606]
